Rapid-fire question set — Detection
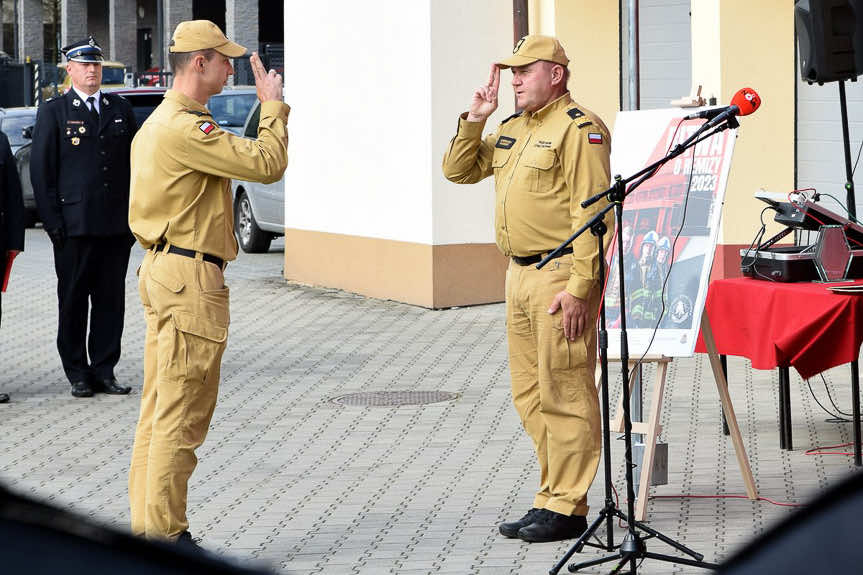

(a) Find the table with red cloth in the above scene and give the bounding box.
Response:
[695,277,863,465]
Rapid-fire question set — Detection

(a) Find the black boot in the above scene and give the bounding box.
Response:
[499,508,544,538]
[517,510,587,543]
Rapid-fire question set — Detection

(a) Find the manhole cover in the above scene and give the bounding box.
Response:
[330,390,460,407]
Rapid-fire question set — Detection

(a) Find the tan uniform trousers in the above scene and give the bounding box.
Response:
[506,254,602,517]
[129,247,229,539]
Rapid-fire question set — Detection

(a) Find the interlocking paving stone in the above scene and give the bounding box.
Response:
[1,229,862,573]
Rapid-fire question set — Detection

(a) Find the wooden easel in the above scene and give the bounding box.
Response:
[599,313,757,521]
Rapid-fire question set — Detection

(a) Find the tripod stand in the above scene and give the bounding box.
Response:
[545,118,737,574]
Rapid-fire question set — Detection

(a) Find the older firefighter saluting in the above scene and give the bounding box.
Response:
[127,20,289,544]
[442,35,612,543]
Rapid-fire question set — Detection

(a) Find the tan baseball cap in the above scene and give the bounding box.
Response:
[497,35,569,69]
[169,20,247,58]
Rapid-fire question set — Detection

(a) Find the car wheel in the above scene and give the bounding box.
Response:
[235,191,272,253]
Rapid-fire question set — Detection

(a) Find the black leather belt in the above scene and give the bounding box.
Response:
[512,246,573,266]
[153,244,224,268]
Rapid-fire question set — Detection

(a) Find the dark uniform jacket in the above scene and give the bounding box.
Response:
[0,132,25,275]
[30,90,137,237]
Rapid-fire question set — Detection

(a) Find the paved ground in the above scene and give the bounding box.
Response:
[1,229,861,574]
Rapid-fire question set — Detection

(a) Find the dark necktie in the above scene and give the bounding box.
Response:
[87,96,99,125]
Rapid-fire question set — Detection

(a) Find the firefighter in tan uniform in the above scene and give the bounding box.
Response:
[442,35,612,543]
[127,20,289,545]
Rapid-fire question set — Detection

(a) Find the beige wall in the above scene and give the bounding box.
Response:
[553,1,620,131]
[692,0,794,277]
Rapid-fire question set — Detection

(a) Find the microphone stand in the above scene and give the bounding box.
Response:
[547,117,737,575]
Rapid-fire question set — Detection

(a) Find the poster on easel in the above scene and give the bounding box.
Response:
[605,109,737,358]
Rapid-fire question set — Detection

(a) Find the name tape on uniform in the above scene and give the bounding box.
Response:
[495,136,516,149]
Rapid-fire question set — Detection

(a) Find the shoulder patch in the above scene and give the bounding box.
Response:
[567,107,585,120]
[198,121,216,135]
[588,132,603,145]
[577,120,593,129]
[501,111,522,125]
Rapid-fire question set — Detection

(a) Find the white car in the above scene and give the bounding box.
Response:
[231,101,285,253]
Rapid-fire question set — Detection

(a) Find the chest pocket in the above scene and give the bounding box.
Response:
[523,149,556,170]
[492,147,512,170]
[111,117,130,137]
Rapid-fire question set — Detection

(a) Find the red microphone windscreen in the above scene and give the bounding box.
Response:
[730,87,761,116]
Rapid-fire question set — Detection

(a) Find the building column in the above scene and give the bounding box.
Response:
[109,0,136,72]
[61,0,87,51]
[16,0,42,62]
[225,0,257,85]
[163,0,192,72]
[690,0,794,279]
[0,0,5,57]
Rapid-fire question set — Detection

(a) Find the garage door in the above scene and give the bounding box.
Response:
[639,0,692,110]
[796,64,863,219]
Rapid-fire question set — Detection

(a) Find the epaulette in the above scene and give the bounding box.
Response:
[501,111,522,125]
[567,107,585,121]
[577,120,592,129]
[184,109,213,118]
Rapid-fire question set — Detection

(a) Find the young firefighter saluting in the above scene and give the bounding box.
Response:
[127,20,289,545]
[442,35,613,543]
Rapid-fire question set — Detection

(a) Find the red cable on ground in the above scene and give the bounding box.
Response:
[649,494,803,508]
[805,442,854,456]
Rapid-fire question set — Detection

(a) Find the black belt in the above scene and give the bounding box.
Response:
[512,246,573,266]
[153,244,224,268]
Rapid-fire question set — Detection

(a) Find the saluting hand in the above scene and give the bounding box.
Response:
[467,64,500,122]
[250,52,283,103]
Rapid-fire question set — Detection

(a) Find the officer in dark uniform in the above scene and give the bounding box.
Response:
[30,36,137,398]
[1,130,26,404]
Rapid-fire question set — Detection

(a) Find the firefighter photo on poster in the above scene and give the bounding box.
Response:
[605,109,737,358]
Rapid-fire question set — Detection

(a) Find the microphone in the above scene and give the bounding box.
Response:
[683,87,761,128]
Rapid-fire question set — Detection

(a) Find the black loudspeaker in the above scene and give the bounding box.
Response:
[719,470,863,574]
[0,484,275,575]
[795,0,859,84]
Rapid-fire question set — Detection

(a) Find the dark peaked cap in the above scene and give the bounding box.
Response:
[62,36,104,63]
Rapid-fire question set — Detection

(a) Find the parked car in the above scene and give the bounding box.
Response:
[231,101,285,253]
[45,60,128,100]
[8,88,166,228]
[207,87,257,135]
[0,107,38,225]
[104,86,167,127]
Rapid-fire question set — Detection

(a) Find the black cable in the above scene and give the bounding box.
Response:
[803,374,863,423]
[740,206,780,282]
[820,192,861,225]
[852,138,863,177]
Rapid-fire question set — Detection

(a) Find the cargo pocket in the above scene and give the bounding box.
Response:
[169,310,228,385]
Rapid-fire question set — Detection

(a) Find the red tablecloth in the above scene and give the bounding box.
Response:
[695,278,863,379]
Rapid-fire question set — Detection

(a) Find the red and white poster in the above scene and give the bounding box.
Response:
[605,109,737,358]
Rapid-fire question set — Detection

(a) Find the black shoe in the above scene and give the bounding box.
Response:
[499,508,543,538]
[0,393,8,403]
[517,510,587,543]
[70,381,94,398]
[94,378,131,395]
[176,531,204,552]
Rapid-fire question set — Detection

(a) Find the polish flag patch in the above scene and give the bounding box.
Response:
[199,121,215,135]
[588,132,603,145]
